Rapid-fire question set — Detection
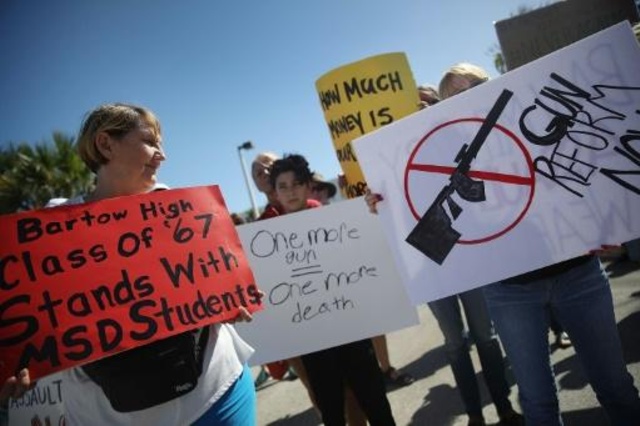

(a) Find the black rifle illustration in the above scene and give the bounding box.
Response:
[405,89,513,265]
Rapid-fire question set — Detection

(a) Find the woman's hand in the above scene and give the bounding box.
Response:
[589,244,625,258]
[1,369,34,406]
[229,307,254,323]
[225,290,265,324]
[223,307,253,324]
[364,189,383,214]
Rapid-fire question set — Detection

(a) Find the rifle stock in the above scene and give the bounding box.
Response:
[405,186,461,265]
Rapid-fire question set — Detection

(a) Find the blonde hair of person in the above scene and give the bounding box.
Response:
[76,103,161,172]
[438,63,490,100]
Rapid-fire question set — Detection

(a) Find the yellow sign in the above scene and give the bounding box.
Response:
[316,52,419,198]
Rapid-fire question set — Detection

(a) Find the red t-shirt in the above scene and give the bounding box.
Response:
[258,199,322,220]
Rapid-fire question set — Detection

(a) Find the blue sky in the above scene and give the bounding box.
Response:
[0,0,545,214]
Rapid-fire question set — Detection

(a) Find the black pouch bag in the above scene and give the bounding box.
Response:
[82,328,209,412]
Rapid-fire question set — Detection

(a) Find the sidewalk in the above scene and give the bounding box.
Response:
[253,259,640,425]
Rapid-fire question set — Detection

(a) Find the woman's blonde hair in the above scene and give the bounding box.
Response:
[76,103,161,172]
[438,63,490,100]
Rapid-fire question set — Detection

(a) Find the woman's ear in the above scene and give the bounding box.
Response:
[94,132,113,161]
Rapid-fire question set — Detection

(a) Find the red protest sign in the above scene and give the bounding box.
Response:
[0,185,261,382]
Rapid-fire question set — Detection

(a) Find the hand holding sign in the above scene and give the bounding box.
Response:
[0,186,260,382]
[5,103,260,423]
[0,369,33,406]
[353,24,640,306]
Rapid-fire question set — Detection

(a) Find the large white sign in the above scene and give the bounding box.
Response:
[234,199,419,365]
[353,23,640,304]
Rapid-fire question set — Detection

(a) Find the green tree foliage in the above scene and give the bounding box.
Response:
[0,132,94,213]
[489,43,507,75]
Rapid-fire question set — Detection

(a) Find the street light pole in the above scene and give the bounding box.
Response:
[237,140,260,220]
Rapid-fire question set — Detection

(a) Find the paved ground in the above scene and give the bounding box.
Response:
[252,258,640,425]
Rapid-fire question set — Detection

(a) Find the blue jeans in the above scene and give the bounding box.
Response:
[428,287,513,418]
[484,257,640,425]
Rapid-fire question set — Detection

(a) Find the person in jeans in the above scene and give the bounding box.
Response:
[428,289,522,426]
[484,256,640,425]
[439,62,640,425]
[365,182,523,426]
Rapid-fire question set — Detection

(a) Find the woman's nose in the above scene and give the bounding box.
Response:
[155,147,166,161]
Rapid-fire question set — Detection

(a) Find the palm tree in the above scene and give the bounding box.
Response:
[0,132,94,213]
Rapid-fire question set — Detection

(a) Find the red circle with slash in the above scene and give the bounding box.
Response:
[404,118,535,244]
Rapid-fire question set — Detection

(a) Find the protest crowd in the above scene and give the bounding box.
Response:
[2,7,640,426]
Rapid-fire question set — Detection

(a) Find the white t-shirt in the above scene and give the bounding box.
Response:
[59,196,254,426]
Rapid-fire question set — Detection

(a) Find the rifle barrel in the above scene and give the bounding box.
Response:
[462,89,514,163]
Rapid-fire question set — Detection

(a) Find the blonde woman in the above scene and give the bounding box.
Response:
[57,103,255,425]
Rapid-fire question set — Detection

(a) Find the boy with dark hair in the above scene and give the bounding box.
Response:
[268,154,321,214]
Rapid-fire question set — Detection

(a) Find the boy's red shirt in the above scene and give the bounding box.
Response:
[258,199,322,220]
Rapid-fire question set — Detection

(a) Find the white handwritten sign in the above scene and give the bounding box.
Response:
[8,373,65,426]
[353,23,640,304]
[234,199,418,365]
